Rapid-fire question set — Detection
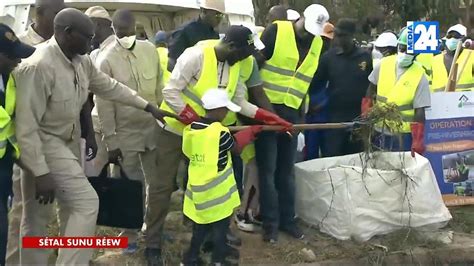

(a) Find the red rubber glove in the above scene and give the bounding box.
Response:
[361,97,373,117]
[410,122,425,157]
[254,108,292,129]
[179,104,199,125]
[233,126,263,152]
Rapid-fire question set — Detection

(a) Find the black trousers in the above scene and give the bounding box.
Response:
[321,128,363,157]
[183,216,231,264]
[0,146,14,265]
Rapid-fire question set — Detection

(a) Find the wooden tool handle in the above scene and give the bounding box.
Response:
[445,41,463,92]
[228,122,354,132]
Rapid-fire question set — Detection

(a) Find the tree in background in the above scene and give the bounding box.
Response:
[252,0,473,40]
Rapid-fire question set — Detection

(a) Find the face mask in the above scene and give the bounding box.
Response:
[372,49,383,60]
[445,38,461,51]
[397,52,415,68]
[116,35,136,50]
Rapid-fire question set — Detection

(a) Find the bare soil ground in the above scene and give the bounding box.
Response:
[77,192,474,266]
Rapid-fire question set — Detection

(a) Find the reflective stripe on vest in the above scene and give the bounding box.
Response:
[160,42,241,134]
[157,47,171,85]
[260,21,323,110]
[182,122,240,224]
[376,55,424,133]
[430,51,474,92]
[0,75,19,159]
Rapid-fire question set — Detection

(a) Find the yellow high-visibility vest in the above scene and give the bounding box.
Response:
[260,21,323,110]
[160,42,241,134]
[430,50,474,92]
[0,75,20,159]
[182,122,240,224]
[376,55,424,133]
[157,47,171,85]
[416,53,434,81]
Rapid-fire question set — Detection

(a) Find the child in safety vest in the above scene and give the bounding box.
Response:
[181,89,262,265]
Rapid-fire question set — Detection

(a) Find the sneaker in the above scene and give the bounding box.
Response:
[235,213,256,232]
[122,242,138,254]
[226,230,242,247]
[262,227,278,244]
[280,224,305,240]
[145,248,163,266]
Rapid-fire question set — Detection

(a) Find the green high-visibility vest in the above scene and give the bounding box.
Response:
[182,122,240,224]
[0,75,20,159]
[160,41,241,134]
[376,55,424,133]
[260,21,323,110]
[430,51,474,92]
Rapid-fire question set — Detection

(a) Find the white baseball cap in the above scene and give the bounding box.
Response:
[373,32,398,48]
[201,89,241,112]
[84,6,111,22]
[303,4,329,36]
[199,0,226,13]
[287,9,300,21]
[238,23,265,50]
[447,24,467,37]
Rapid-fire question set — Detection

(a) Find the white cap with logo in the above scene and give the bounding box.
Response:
[84,6,112,22]
[303,4,330,36]
[201,89,241,112]
[447,24,467,37]
[199,0,226,13]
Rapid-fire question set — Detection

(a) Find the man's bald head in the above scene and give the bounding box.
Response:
[54,8,94,56]
[112,9,136,38]
[34,0,65,39]
[267,5,287,25]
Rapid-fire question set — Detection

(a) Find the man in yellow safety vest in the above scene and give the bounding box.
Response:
[0,23,35,266]
[255,4,329,243]
[430,24,474,92]
[363,27,431,155]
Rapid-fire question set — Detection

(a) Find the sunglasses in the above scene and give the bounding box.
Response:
[446,32,463,39]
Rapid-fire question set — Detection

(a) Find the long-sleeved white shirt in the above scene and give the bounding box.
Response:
[163,45,258,135]
[14,37,148,177]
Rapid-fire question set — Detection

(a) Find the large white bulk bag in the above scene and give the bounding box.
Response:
[295,152,452,241]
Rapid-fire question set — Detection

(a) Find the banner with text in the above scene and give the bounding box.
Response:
[425,92,474,206]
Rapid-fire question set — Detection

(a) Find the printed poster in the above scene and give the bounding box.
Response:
[424,92,474,206]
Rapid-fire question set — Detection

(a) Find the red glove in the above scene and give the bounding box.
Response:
[179,105,199,125]
[410,122,425,157]
[233,126,263,152]
[361,97,373,117]
[254,108,292,129]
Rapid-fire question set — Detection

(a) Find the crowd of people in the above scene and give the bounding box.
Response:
[0,0,473,265]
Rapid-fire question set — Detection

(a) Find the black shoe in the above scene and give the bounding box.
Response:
[280,224,305,240]
[224,244,240,259]
[262,227,278,243]
[145,248,163,266]
[226,230,242,247]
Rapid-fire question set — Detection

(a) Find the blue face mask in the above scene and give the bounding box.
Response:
[397,52,415,68]
[445,38,461,51]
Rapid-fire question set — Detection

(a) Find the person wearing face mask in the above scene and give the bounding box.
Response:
[364,27,431,155]
[430,24,473,92]
[14,8,172,265]
[167,0,225,72]
[93,9,163,254]
[146,25,290,265]
[312,18,372,158]
[371,31,398,66]
[254,4,328,243]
